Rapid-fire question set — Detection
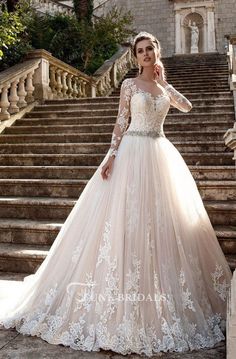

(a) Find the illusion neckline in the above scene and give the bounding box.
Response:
[131,78,169,100]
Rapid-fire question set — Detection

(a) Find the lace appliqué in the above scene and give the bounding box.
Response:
[164,84,192,113]
[179,269,196,312]
[211,263,230,301]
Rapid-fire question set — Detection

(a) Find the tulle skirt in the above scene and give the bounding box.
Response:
[0,134,232,357]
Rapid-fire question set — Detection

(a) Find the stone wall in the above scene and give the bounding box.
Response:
[93,0,236,58]
[214,0,236,53]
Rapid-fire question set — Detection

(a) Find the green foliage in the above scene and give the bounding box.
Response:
[73,0,93,24]
[0,2,135,75]
[0,1,26,60]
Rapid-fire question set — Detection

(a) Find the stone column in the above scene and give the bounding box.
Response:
[207,7,216,52]
[223,35,236,163]
[26,49,51,100]
[175,10,182,54]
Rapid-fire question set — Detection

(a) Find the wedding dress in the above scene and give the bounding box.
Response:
[0,78,232,357]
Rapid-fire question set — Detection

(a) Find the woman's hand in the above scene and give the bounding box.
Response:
[154,60,165,82]
[101,156,115,180]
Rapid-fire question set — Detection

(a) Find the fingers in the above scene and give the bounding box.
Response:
[101,164,112,180]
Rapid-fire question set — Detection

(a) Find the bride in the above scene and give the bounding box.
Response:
[0,31,232,357]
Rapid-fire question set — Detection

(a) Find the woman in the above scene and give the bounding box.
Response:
[0,31,232,357]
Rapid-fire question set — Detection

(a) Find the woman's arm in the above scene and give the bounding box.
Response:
[159,79,193,113]
[108,79,131,158]
[154,63,192,113]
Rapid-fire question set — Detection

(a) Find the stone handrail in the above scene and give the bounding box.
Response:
[32,0,73,15]
[93,45,135,96]
[0,49,96,120]
[223,35,236,165]
[0,45,134,121]
[0,58,41,120]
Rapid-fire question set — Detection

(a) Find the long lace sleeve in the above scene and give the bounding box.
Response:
[108,79,131,158]
[164,84,192,113]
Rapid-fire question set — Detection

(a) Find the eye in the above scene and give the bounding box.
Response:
[137,49,143,53]
[147,46,153,50]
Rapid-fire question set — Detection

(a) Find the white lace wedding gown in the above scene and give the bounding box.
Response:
[0,78,232,357]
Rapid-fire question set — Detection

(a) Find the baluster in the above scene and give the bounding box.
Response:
[49,66,57,99]
[0,84,10,120]
[61,71,68,98]
[18,75,27,108]
[67,74,73,98]
[76,79,82,97]
[72,77,79,98]
[55,69,63,98]
[25,71,35,103]
[81,81,87,97]
[8,79,20,113]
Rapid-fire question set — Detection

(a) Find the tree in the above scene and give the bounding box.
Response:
[0,3,25,59]
[6,0,19,12]
[73,0,93,24]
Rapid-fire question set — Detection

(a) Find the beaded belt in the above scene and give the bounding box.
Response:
[124,130,165,138]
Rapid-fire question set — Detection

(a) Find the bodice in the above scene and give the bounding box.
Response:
[126,89,170,135]
[108,77,192,157]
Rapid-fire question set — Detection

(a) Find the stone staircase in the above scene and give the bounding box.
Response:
[0,53,235,280]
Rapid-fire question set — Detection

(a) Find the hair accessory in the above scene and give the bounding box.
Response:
[133,31,155,45]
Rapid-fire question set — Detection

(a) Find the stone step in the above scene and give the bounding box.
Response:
[1,151,234,167]
[164,66,229,72]
[225,254,236,271]
[165,73,228,80]
[10,119,234,133]
[0,130,231,144]
[116,79,229,88]
[15,112,235,127]
[0,141,227,155]
[158,66,228,72]
[189,166,235,180]
[129,71,229,78]
[0,243,49,273]
[25,108,235,120]
[0,219,60,245]
[204,201,236,225]
[0,178,234,200]
[0,163,234,180]
[29,104,235,114]
[0,197,76,221]
[0,217,234,250]
[5,120,234,135]
[116,81,230,88]
[44,92,232,105]
[0,229,235,273]
[112,85,230,95]
[41,97,235,106]
[197,181,236,200]
[0,197,234,224]
[216,226,236,255]
[0,271,28,281]
[0,218,234,251]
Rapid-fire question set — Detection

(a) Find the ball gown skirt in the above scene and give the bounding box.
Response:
[0,78,233,357]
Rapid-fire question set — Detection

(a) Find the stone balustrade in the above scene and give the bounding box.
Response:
[0,45,134,121]
[93,45,135,96]
[32,0,73,15]
[223,35,236,165]
[0,58,41,121]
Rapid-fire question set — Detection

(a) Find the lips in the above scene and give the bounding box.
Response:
[144,58,151,61]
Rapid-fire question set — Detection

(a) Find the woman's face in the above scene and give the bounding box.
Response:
[135,39,159,68]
